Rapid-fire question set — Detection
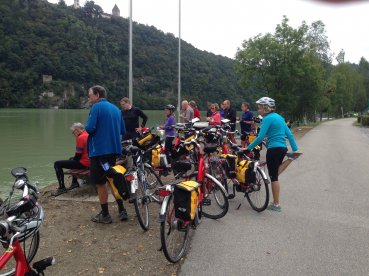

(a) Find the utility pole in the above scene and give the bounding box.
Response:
[129,0,133,104]
[177,0,181,117]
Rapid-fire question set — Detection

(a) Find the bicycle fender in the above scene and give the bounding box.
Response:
[204,173,228,196]
[159,196,171,223]
[257,167,270,185]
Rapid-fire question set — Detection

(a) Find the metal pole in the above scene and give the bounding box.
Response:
[129,0,133,104]
[177,0,181,117]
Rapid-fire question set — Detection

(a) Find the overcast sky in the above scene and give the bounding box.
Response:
[49,0,369,64]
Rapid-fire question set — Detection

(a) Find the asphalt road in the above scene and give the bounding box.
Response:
[179,118,369,276]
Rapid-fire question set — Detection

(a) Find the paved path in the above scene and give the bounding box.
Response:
[179,119,369,276]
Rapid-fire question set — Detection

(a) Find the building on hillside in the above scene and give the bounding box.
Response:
[112,4,120,17]
[73,0,80,9]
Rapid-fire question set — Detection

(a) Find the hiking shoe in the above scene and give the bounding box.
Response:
[67,182,79,191]
[267,203,281,212]
[51,187,67,197]
[91,212,112,224]
[286,151,303,160]
[119,210,128,221]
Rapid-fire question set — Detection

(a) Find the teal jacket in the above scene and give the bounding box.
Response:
[247,112,298,151]
[85,99,126,157]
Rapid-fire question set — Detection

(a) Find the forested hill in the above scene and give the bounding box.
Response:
[0,0,247,109]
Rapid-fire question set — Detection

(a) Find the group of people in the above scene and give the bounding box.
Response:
[53,86,301,225]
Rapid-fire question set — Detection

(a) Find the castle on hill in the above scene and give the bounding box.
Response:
[73,0,120,17]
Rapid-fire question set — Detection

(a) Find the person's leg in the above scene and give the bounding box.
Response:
[278,159,293,175]
[165,137,174,165]
[90,157,112,223]
[266,148,286,211]
[54,160,66,189]
[270,180,280,205]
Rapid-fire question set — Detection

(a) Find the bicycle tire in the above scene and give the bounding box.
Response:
[144,166,164,203]
[0,231,40,276]
[133,171,150,231]
[187,173,229,220]
[160,195,190,263]
[245,168,269,212]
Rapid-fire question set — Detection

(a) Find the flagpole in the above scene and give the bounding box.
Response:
[129,0,133,104]
[177,0,181,117]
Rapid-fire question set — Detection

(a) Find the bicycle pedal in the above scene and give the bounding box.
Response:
[202,198,211,206]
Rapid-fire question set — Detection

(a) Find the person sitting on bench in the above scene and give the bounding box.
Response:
[52,122,90,196]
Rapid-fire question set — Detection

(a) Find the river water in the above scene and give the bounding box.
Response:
[0,108,170,196]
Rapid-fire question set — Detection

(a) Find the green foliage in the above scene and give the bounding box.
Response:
[0,0,245,109]
[235,16,369,122]
[360,115,369,126]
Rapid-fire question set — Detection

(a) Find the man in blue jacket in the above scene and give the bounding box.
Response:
[86,85,126,224]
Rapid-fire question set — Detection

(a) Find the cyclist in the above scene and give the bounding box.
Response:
[246,97,301,212]
[160,104,177,165]
[240,102,254,147]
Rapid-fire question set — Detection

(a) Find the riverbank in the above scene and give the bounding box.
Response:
[32,125,313,275]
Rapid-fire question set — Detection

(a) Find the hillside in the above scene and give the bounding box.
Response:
[0,0,248,109]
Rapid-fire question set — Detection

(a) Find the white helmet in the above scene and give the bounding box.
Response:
[256,97,275,107]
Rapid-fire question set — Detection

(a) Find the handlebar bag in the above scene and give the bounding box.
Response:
[106,165,130,200]
[173,181,200,221]
[236,160,256,184]
[134,133,160,150]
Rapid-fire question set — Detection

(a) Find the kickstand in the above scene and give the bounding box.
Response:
[236,203,242,210]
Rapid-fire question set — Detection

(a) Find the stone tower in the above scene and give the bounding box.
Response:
[73,0,80,9]
[112,4,120,17]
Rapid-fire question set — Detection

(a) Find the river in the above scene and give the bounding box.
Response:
[0,108,172,196]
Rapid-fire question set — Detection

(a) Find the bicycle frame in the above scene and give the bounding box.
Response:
[0,235,30,275]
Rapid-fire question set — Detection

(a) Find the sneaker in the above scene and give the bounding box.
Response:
[91,212,112,224]
[267,203,281,212]
[119,210,128,221]
[67,182,79,191]
[51,187,67,197]
[286,151,303,161]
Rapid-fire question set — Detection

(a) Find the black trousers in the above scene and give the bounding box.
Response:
[54,160,87,189]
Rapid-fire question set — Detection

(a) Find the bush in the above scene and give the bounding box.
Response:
[357,116,362,124]
[360,115,369,126]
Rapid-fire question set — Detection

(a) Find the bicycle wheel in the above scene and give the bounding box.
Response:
[160,195,190,263]
[0,231,40,276]
[187,173,229,220]
[245,168,269,212]
[144,166,163,203]
[133,171,150,231]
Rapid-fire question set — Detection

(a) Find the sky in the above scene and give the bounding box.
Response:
[49,0,369,64]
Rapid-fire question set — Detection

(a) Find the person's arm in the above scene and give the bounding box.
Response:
[138,108,148,127]
[120,115,126,136]
[285,124,298,151]
[231,109,237,122]
[213,112,221,125]
[244,112,254,125]
[85,106,97,135]
[73,135,84,161]
[247,117,271,150]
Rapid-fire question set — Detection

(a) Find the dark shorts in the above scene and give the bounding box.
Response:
[89,154,117,185]
[266,147,287,182]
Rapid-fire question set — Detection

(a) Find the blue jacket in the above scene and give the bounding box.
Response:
[247,112,298,152]
[85,99,126,157]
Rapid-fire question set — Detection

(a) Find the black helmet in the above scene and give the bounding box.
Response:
[164,104,176,111]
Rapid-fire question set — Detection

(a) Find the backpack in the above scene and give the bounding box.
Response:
[173,181,200,221]
[236,160,256,184]
[106,165,131,200]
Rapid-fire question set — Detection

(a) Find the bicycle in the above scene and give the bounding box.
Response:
[123,142,164,231]
[157,132,229,263]
[0,167,54,275]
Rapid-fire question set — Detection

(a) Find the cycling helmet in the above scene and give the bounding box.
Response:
[256,97,275,107]
[164,104,176,111]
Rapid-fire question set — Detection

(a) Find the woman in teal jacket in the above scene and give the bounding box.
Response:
[247,97,301,212]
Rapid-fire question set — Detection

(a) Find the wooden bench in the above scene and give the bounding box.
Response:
[64,159,126,180]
